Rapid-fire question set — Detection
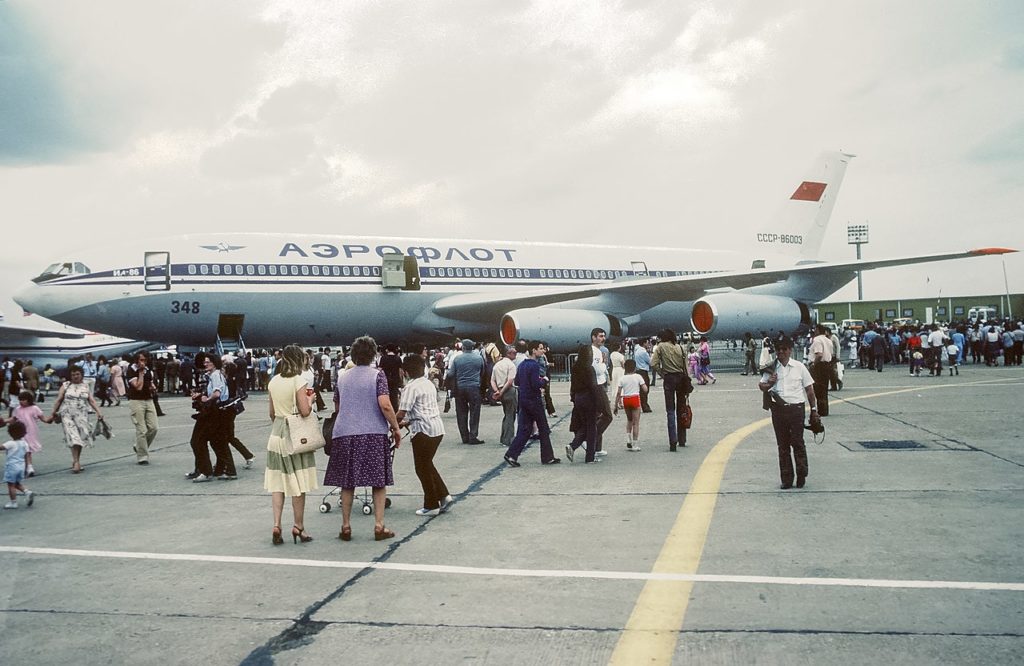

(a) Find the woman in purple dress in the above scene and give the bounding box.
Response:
[324,336,403,541]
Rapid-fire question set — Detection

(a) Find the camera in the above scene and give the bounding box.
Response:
[805,413,824,435]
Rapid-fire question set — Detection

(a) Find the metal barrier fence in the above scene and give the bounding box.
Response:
[546,340,762,381]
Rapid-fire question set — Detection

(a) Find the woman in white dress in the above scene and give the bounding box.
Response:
[50,366,104,473]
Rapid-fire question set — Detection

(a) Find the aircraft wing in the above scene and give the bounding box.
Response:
[0,323,86,342]
[430,247,1016,320]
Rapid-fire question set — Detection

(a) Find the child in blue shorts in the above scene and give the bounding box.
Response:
[3,420,34,509]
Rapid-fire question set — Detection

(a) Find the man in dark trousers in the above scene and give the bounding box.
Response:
[449,339,485,444]
[808,324,833,416]
[503,340,560,467]
[759,338,818,490]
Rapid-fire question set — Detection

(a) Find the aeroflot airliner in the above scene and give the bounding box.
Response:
[14,152,1016,351]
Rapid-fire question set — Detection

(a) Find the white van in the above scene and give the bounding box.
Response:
[968,306,998,323]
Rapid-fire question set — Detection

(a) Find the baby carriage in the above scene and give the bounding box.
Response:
[318,438,397,515]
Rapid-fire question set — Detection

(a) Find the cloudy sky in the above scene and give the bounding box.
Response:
[1,0,1022,323]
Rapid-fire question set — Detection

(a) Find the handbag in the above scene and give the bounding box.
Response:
[322,412,337,456]
[285,411,326,454]
[679,400,693,430]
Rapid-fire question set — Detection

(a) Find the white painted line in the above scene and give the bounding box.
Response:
[1,545,1021,592]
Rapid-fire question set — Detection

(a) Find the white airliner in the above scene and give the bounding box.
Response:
[13,152,1015,351]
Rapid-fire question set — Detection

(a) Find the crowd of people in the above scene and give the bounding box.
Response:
[3,315,1015,524]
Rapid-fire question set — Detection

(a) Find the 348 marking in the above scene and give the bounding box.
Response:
[170,300,201,314]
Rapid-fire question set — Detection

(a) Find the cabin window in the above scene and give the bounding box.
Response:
[212,264,221,275]
[257,265,266,275]
[188,265,197,275]
[290,266,299,276]
[199,264,209,275]
[246,265,255,275]
[224,265,233,275]
[301,265,310,276]
[269,265,278,276]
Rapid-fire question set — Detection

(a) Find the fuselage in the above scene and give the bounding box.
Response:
[15,233,803,348]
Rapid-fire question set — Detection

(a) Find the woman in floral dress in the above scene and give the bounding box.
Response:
[50,367,104,473]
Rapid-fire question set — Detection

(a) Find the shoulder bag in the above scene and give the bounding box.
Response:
[285,377,326,455]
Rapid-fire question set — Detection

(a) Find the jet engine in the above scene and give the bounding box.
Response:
[500,308,628,350]
[690,294,810,339]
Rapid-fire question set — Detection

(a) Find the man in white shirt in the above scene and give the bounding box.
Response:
[590,328,614,457]
[808,324,834,416]
[759,337,817,490]
[490,346,519,448]
[926,324,947,375]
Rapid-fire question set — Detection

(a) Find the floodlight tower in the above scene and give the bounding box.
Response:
[847,223,869,301]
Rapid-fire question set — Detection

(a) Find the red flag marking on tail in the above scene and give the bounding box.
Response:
[790,181,826,201]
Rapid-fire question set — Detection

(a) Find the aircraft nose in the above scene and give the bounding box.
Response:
[13,281,45,316]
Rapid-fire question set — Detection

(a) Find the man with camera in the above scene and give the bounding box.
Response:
[759,337,819,490]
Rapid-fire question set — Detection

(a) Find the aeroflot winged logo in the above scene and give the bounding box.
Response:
[200,242,246,253]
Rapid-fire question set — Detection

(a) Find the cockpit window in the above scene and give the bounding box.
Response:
[33,261,91,283]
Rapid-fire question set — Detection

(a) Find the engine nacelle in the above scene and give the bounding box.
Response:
[500,308,628,351]
[690,294,810,339]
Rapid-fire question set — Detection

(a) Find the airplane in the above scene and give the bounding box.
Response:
[0,310,151,369]
[13,151,1016,352]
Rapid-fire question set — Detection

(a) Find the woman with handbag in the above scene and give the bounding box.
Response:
[50,367,104,473]
[324,336,403,542]
[265,345,319,545]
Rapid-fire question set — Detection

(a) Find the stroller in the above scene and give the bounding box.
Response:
[319,431,397,515]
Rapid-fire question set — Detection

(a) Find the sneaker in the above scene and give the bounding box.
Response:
[439,495,454,512]
[565,444,574,462]
[503,455,520,468]
[217,474,238,481]
[244,458,254,469]
[595,450,608,458]
[415,507,441,517]
[25,490,34,507]
[27,466,35,477]
[632,444,642,451]
[192,474,212,483]
[3,502,16,509]
[626,442,634,451]
[542,458,561,465]
[185,471,199,480]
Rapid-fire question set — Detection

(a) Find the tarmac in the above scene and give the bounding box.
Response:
[0,362,1022,665]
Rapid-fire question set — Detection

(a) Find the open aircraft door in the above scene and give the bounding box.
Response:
[630,261,649,276]
[144,252,171,291]
[381,253,421,291]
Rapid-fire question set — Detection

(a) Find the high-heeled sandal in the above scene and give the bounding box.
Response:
[374,525,395,541]
[272,526,284,545]
[339,526,352,541]
[292,526,313,544]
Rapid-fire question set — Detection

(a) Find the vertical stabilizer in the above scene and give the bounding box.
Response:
[756,151,853,261]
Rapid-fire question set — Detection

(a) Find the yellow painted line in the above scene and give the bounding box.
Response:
[608,377,1015,665]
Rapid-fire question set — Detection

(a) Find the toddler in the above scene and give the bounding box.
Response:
[3,420,34,509]
[910,351,924,376]
[613,359,648,451]
[946,342,960,376]
[11,390,53,477]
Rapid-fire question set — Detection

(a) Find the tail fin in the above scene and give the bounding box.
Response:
[757,151,854,262]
